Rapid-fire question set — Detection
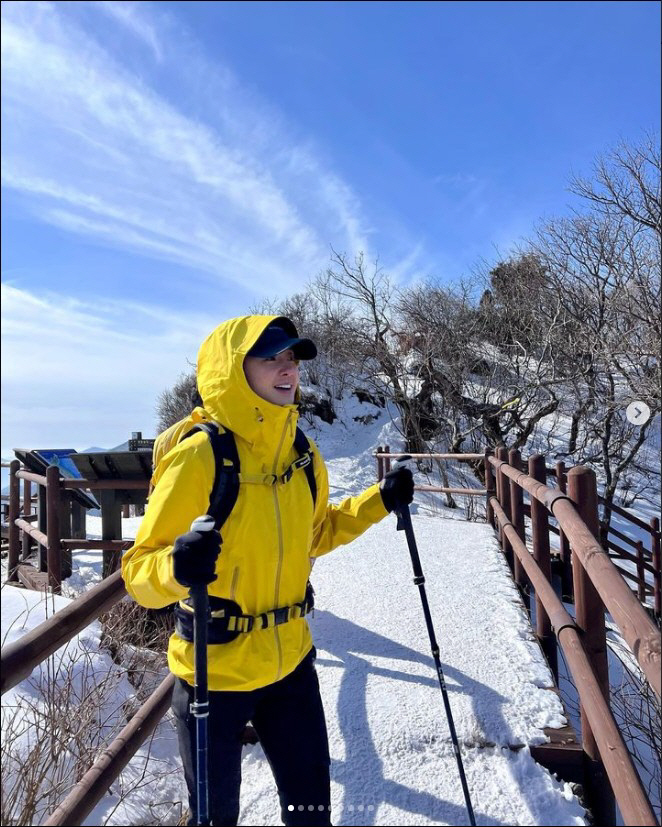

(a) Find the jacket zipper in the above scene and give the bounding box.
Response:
[272,410,293,682]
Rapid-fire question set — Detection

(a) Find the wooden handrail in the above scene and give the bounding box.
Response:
[491,496,657,825]
[606,541,656,575]
[609,523,653,551]
[14,519,48,549]
[62,479,148,490]
[374,451,484,461]
[60,539,133,550]
[612,564,653,591]
[413,485,486,495]
[16,469,48,486]
[15,468,149,492]
[598,495,660,536]
[1,570,126,695]
[489,455,661,697]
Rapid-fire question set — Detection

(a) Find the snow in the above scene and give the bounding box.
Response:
[2,397,591,825]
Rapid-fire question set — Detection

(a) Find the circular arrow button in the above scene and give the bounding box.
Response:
[626,401,651,425]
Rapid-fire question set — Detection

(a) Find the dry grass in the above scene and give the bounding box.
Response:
[2,592,179,825]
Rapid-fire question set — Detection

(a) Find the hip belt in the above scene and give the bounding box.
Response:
[175,581,315,644]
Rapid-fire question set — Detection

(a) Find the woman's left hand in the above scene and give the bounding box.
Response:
[379,467,414,512]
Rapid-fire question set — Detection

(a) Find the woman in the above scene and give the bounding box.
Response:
[122,315,413,826]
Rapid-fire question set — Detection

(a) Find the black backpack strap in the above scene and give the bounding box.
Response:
[294,426,317,508]
[182,423,240,532]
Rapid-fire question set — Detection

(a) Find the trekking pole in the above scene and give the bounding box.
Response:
[189,515,216,827]
[393,458,477,826]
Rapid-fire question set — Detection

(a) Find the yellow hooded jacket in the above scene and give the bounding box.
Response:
[121,315,389,691]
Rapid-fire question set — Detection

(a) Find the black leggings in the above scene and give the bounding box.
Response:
[171,649,332,826]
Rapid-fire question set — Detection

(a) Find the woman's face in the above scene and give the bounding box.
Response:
[243,349,300,406]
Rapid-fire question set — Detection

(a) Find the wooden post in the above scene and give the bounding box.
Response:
[22,479,32,560]
[46,465,62,594]
[59,495,73,580]
[529,454,557,681]
[38,482,48,571]
[484,450,495,528]
[567,465,614,825]
[651,517,660,619]
[7,460,20,582]
[100,490,122,579]
[556,461,573,600]
[494,449,502,541]
[497,447,512,570]
[384,445,391,474]
[508,449,527,607]
[377,446,384,482]
[71,501,86,540]
[636,541,646,604]
[122,504,130,519]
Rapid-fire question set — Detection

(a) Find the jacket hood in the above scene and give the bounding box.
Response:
[196,315,302,456]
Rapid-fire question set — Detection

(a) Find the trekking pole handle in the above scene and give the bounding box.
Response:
[189,513,215,713]
[391,454,412,471]
[191,514,217,533]
[188,514,218,624]
[390,455,412,531]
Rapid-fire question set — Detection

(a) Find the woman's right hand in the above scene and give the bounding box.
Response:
[172,526,222,587]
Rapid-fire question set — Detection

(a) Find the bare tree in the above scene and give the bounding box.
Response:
[569,131,661,237]
[155,371,198,432]
[398,270,562,460]
[314,249,440,455]
[528,134,661,538]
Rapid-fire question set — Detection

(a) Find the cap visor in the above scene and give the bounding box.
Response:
[252,336,317,360]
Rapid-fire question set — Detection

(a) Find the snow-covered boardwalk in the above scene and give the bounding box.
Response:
[239,514,586,826]
[2,513,587,826]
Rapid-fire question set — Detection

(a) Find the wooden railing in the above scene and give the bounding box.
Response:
[3,449,661,825]
[489,447,659,826]
[2,460,163,824]
[0,567,174,826]
[5,460,147,592]
[376,445,661,825]
[377,447,661,617]
[375,444,488,495]
[546,461,660,617]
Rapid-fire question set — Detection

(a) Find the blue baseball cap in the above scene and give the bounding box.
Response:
[248,322,317,360]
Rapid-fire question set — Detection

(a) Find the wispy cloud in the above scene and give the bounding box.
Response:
[0,2,436,456]
[0,282,220,453]
[1,2,376,294]
[94,0,163,62]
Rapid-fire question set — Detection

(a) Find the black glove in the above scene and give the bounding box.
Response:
[379,466,414,513]
[172,526,222,587]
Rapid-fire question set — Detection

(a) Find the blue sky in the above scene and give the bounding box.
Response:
[2,0,660,456]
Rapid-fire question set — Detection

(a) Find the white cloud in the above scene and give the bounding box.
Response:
[0,2,376,295]
[94,1,163,62]
[0,283,219,454]
[0,3,448,464]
